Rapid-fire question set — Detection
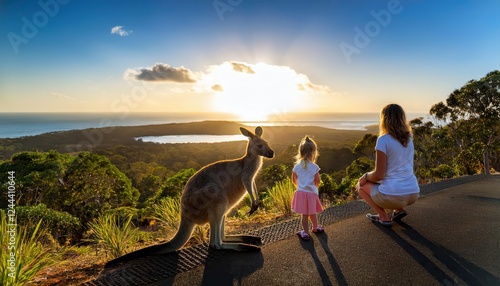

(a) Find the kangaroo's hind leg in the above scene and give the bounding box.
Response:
[221,216,262,246]
[208,209,260,251]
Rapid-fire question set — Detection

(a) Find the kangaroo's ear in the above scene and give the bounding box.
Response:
[240,127,255,138]
[255,126,263,137]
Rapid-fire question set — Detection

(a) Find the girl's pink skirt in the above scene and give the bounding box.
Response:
[291,190,323,215]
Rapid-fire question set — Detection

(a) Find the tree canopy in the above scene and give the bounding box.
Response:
[430,70,500,175]
[0,151,139,224]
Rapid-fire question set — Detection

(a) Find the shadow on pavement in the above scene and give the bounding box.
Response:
[97,244,228,285]
[299,232,348,286]
[378,221,500,286]
[199,251,264,286]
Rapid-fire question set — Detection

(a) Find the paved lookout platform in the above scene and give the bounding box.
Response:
[89,174,500,286]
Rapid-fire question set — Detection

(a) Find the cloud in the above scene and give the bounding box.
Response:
[231,62,255,74]
[124,61,332,97]
[111,26,131,36]
[50,92,75,101]
[297,82,331,93]
[211,84,223,92]
[125,64,197,83]
[198,61,331,94]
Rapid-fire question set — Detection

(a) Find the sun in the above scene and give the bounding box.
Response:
[203,62,320,121]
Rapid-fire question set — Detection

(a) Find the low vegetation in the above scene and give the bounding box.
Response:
[0,210,60,286]
[266,178,295,215]
[151,197,181,229]
[87,213,140,259]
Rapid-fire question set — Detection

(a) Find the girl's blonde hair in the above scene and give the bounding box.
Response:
[379,103,412,147]
[294,136,319,168]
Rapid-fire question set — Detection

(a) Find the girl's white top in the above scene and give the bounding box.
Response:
[293,160,320,195]
[376,134,420,195]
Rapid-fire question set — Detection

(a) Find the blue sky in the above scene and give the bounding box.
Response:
[1,0,499,120]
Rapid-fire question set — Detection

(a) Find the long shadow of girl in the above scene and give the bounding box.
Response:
[299,232,348,286]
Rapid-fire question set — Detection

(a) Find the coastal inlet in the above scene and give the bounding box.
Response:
[135,134,248,144]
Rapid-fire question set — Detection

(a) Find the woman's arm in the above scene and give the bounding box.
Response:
[359,150,387,185]
[367,150,387,182]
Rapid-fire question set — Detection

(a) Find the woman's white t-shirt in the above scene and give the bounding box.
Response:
[293,160,320,195]
[376,134,419,196]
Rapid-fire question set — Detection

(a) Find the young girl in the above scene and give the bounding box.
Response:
[291,136,324,240]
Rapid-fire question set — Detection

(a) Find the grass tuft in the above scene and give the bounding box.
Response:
[267,178,295,215]
[152,196,207,244]
[0,210,58,286]
[87,213,140,259]
[152,197,181,229]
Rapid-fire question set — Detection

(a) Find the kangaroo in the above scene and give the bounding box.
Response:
[105,126,274,268]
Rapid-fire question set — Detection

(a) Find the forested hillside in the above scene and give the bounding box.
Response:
[0,122,376,241]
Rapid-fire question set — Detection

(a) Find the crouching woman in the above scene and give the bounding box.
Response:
[357,104,420,227]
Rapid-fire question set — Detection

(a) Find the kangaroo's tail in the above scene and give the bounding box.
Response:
[104,216,195,268]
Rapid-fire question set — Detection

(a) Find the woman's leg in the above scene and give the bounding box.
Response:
[358,182,391,222]
[302,214,309,234]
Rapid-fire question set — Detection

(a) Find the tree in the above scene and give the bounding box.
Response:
[62,152,139,223]
[410,118,432,178]
[319,173,338,198]
[157,168,197,199]
[338,157,374,197]
[430,70,500,175]
[259,164,289,191]
[0,151,71,207]
[353,134,377,160]
[126,161,155,185]
[409,118,461,181]
[0,151,139,226]
[137,175,163,203]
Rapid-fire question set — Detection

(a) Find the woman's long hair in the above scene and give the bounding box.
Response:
[379,104,412,147]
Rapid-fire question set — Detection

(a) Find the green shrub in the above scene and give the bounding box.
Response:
[0,210,58,286]
[157,168,196,199]
[87,213,140,259]
[431,164,456,179]
[267,178,295,215]
[16,204,81,243]
[319,173,338,197]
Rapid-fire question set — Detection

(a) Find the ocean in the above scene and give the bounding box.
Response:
[0,112,227,139]
[0,112,427,140]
